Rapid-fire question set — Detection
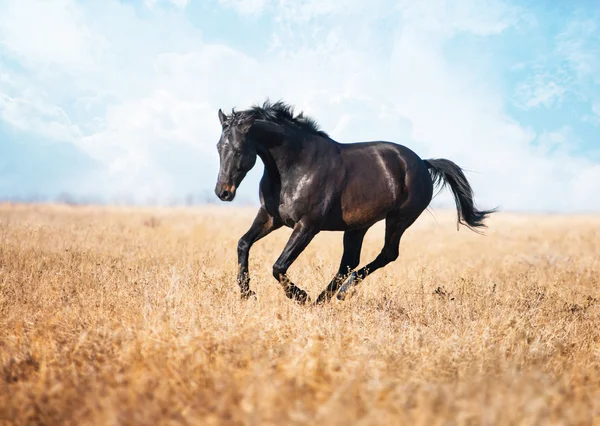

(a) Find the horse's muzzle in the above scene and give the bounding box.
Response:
[215,184,236,202]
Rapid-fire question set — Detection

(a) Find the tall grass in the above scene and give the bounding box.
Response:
[1,203,599,425]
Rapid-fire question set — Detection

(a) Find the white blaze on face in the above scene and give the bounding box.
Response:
[222,132,231,147]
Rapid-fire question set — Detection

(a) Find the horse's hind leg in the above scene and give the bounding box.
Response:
[336,212,416,301]
[315,227,369,305]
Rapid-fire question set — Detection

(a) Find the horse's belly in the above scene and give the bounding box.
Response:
[340,183,397,228]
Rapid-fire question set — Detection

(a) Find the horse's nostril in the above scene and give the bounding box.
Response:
[221,190,231,199]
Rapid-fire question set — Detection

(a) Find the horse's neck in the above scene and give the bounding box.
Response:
[253,122,306,183]
[257,144,281,184]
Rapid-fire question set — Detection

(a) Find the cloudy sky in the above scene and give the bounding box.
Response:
[0,0,599,211]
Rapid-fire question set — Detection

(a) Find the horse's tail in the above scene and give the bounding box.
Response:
[423,158,497,233]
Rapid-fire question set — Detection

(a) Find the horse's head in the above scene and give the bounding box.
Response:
[214,109,257,202]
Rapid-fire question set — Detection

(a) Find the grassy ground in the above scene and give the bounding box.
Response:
[1,203,599,425]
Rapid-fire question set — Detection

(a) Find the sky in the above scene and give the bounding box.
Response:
[0,0,599,212]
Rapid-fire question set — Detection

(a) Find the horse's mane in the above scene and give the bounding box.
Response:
[232,100,329,138]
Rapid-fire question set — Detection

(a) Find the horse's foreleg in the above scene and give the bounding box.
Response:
[272,219,318,304]
[237,207,281,299]
[315,227,368,304]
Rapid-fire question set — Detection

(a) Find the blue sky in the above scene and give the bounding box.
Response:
[0,0,599,211]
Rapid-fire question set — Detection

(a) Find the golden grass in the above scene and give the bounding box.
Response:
[1,203,599,425]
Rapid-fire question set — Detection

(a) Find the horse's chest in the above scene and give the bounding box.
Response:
[277,197,300,227]
[260,189,294,226]
[262,177,318,227]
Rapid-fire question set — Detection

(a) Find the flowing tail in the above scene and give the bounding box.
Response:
[424,158,497,233]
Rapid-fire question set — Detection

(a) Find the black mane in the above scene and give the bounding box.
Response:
[233,100,329,138]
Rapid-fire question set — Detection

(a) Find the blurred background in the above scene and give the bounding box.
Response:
[0,0,598,212]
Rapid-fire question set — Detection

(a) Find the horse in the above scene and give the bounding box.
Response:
[214,100,496,305]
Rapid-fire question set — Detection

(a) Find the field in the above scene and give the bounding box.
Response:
[1,203,599,425]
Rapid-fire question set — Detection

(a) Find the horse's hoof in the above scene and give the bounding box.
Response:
[336,272,359,301]
[295,290,311,305]
[241,289,256,300]
[286,285,310,305]
[336,285,354,301]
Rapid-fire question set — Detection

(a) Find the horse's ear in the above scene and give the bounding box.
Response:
[218,109,228,126]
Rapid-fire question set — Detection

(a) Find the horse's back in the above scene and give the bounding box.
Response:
[338,140,423,163]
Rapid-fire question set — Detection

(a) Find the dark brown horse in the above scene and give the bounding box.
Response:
[214,100,496,304]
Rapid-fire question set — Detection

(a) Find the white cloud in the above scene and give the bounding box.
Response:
[514,12,599,117]
[582,114,600,126]
[396,0,522,37]
[514,77,566,109]
[556,17,599,79]
[0,0,102,70]
[0,92,82,142]
[145,0,190,10]
[218,0,269,16]
[0,0,599,211]
[587,102,600,126]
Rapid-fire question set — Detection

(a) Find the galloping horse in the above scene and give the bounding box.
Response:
[214,100,496,304]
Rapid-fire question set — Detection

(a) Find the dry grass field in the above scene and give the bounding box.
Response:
[1,203,599,425]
